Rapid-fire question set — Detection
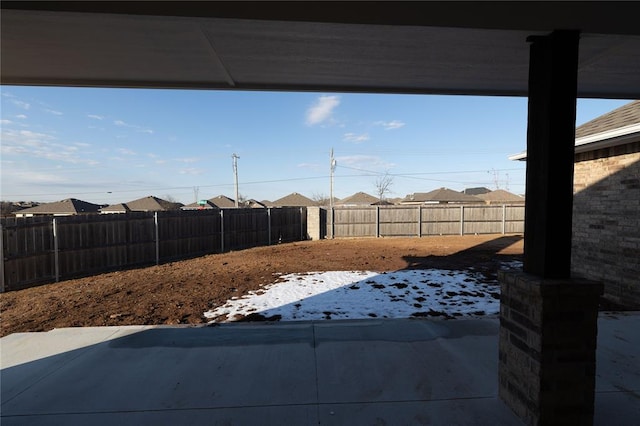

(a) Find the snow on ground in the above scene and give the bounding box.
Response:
[205,262,522,322]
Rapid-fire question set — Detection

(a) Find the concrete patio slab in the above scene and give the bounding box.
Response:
[1,313,639,425]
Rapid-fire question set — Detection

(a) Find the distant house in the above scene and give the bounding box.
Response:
[336,192,379,206]
[181,200,220,211]
[271,192,315,207]
[384,197,403,205]
[462,187,492,196]
[15,198,102,217]
[371,199,395,206]
[100,196,183,213]
[510,99,640,308]
[245,199,266,209]
[99,203,131,214]
[401,188,483,205]
[476,189,525,205]
[207,195,237,209]
[181,195,235,210]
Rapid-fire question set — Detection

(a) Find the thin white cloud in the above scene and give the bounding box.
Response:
[306,95,340,126]
[297,162,321,171]
[3,169,69,184]
[114,119,153,134]
[12,100,31,110]
[179,168,205,175]
[336,154,396,171]
[117,148,136,156]
[16,114,27,120]
[343,132,370,143]
[175,157,199,164]
[1,128,99,166]
[88,114,104,120]
[44,109,63,116]
[1,119,12,125]
[375,120,406,130]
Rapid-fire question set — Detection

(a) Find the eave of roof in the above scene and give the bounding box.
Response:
[509,123,640,161]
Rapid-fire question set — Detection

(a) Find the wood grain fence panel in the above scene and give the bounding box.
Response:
[334,222,377,237]
[127,216,156,266]
[419,206,461,235]
[271,208,302,243]
[463,206,502,234]
[506,205,526,220]
[1,217,55,290]
[505,206,526,234]
[422,222,461,235]
[1,207,309,290]
[379,207,419,236]
[333,207,376,237]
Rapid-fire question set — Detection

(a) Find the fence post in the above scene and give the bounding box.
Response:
[53,218,60,282]
[502,204,507,234]
[417,205,422,238]
[154,212,160,265]
[220,209,225,252]
[0,223,5,292]
[267,208,272,245]
[376,206,380,238]
[331,207,335,239]
[300,207,304,240]
[460,205,464,236]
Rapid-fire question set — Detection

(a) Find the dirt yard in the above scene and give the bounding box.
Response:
[0,235,524,337]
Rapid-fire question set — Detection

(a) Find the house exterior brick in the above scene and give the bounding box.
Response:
[572,141,640,308]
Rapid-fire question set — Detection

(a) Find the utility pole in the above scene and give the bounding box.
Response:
[193,186,199,203]
[330,148,336,209]
[232,153,240,207]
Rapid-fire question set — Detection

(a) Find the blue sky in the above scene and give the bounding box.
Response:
[0,86,631,205]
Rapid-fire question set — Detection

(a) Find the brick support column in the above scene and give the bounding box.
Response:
[500,30,604,425]
[499,271,602,425]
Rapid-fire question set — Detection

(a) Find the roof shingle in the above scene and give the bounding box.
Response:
[15,198,102,215]
[403,188,483,204]
[336,192,379,206]
[575,100,640,138]
[271,192,315,207]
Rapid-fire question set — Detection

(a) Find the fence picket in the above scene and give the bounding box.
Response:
[327,204,524,238]
[1,207,306,291]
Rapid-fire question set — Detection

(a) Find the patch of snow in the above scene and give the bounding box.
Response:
[205,267,506,323]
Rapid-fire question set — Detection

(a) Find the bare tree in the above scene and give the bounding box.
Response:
[312,192,330,206]
[374,173,394,201]
[237,193,249,207]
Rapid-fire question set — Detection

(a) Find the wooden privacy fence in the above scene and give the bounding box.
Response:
[1,208,307,292]
[327,204,525,238]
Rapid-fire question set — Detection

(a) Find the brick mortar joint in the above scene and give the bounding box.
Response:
[498,270,603,296]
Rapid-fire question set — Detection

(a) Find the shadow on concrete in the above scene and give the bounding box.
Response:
[2,313,639,425]
[0,319,523,425]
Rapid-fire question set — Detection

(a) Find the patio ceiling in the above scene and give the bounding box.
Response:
[1,2,640,98]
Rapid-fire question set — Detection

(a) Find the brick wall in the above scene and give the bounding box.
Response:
[499,271,602,425]
[572,141,640,308]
